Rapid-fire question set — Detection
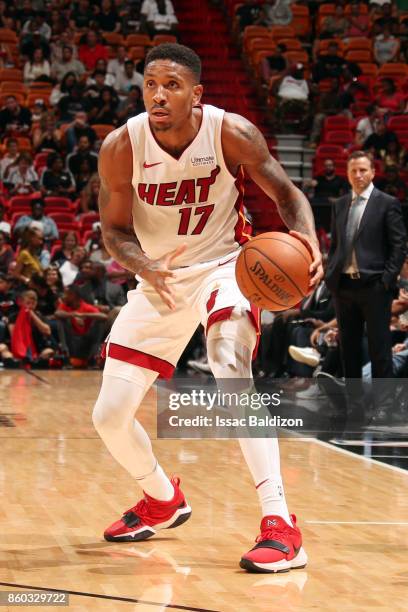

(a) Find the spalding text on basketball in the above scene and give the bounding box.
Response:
[249,260,295,303]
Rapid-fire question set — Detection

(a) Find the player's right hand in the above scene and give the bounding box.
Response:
[139,244,187,310]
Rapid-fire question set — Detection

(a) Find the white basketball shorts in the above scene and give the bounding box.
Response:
[102,251,260,382]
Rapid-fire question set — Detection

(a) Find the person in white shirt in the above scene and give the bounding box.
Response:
[107,45,129,81]
[144,0,178,35]
[114,60,144,99]
[23,48,51,85]
[59,247,88,287]
[276,64,310,130]
[0,138,19,181]
[22,13,52,41]
[355,104,379,147]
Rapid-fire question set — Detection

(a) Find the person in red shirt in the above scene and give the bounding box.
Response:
[55,284,107,365]
[79,30,108,71]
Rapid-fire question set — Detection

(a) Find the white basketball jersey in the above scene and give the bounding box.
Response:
[126,104,251,267]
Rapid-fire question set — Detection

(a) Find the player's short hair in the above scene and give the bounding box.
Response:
[145,43,201,83]
[347,150,375,168]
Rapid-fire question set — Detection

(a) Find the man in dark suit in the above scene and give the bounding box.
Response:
[325,150,407,426]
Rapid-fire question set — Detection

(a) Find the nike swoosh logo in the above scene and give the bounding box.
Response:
[218,256,237,267]
[143,162,163,169]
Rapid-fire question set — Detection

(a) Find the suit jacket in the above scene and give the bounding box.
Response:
[325,187,407,292]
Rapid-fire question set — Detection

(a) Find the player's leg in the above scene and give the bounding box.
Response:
[206,309,307,573]
[93,283,199,542]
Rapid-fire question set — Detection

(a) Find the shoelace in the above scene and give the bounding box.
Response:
[256,524,292,544]
[125,497,150,520]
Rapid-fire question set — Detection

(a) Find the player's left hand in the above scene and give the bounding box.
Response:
[289,230,323,291]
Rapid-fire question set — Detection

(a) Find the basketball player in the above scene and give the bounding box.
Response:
[93,43,323,573]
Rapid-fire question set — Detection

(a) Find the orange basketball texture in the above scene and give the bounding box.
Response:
[235,232,312,311]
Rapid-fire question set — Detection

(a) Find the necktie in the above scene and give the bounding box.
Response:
[344,195,364,268]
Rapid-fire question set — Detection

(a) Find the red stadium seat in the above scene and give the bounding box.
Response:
[324,131,354,146]
[44,196,74,210]
[387,115,408,131]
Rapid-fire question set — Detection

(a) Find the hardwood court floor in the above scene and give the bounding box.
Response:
[0,370,407,611]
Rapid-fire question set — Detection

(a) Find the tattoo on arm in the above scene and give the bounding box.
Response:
[233,118,317,242]
[98,178,151,275]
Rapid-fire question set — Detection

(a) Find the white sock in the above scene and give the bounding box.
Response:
[207,314,291,524]
[93,372,174,501]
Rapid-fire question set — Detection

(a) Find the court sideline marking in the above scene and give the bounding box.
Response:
[311,438,408,476]
[0,582,221,612]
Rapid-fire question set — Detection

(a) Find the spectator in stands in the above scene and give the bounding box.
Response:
[373,1,399,36]
[73,158,92,195]
[50,72,78,107]
[59,246,87,287]
[312,42,345,82]
[376,77,405,116]
[86,59,116,88]
[55,283,107,366]
[308,159,349,203]
[374,24,400,65]
[80,173,100,213]
[364,117,399,159]
[32,111,63,153]
[14,227,46,283]
[121,2,143,35]
[355,104,380,146]
[57,84,87,124]
[69,0,96,31]
[96,0,121,32]
[346,2,370,38]
[320,5,349,39]
[29,273,59,318]
[88,86,119,126]
[0,273,16,344]
[51,45,85,82]
[375,165,408,201]
[51,231,79,266]
[0,205,11,237]
[261,43,288,83]
[21,29,51,63]
[235,0,261,31]
[51,28,78,63]
[275,63,310,130]
[0,230,14,274]
[0,96,32,137]
[66,134,98,183]
[383,138,406,167]
[76,260,126,311]
[114,59,144,99]
[9,289,55,363]
[23,47,51,85]
[64,111,97,153]
[0,41,14,70]
[0,138,19,181]
[40,152,76,199]
[14,199,59,243]
[107,45,129,81]
[44,265,64,296]
[117,85,145,125]
[49,8,68,40]
[5,153,40,196]
[21,11,52,41]
[309,78,348,146]
[255,0,292,27]
[78,30,108,71]
[144,0,178,36]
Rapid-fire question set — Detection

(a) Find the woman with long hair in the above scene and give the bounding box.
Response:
[14,227,45,284]
[32,112,63,153]
[23,48,51,85]
[80,173,100,213]
[51,231,79,266]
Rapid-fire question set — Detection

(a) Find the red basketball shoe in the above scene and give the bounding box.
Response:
[104,477,191,542]
[240,514,308,573]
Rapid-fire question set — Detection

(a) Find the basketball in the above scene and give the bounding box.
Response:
[235,232,312,311]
